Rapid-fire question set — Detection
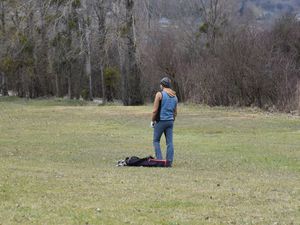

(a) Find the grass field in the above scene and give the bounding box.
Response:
[0,97,299,225]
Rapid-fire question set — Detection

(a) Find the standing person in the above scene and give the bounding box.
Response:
[151,77,178,167]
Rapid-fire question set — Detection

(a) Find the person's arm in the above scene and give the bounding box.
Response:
[151,92,162,122]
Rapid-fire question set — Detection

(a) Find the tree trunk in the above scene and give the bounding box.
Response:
[20,67,29,98]
[86,44,93,100]
[95,0,106,104]
[82,0,93,101]
[100,64,106,103]
[1,72,8,96]
[120,0,143,105]
[297,79,300,113]
[68,65,72,99]
[55,71,60,97]
[146,0,151,29]
[0,2,8,96]
[40,3,50,96]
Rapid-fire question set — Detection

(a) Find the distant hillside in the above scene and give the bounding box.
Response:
[239,0,300,21]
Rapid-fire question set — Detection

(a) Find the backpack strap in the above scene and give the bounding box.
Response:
[155,91,163,122]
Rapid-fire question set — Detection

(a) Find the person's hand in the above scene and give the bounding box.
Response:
[150,121,156,128]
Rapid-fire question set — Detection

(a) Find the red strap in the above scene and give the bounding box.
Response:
[149,159,167,167]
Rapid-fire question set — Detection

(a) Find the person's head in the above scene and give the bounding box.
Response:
[160,77,171,90]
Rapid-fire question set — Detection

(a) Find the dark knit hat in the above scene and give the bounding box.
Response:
[160,77,171,88]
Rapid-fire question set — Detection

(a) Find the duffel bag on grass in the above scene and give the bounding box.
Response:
[116,156,171,167]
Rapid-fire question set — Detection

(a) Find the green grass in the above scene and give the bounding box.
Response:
[0,97,299,225]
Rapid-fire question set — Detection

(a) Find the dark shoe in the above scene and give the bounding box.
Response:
[166,161,172,167]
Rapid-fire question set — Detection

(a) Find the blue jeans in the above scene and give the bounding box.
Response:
[153,120,174,163]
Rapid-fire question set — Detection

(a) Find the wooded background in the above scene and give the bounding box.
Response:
[0,0,300,111]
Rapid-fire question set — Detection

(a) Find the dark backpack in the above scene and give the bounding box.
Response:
[117,156,171,167]
[154,91,163,122]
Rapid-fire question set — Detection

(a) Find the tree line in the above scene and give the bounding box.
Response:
[0,0,300,111]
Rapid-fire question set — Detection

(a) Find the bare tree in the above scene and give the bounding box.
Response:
[118,0,143,105]
[81,0,93,100]
[0,0,8,96]
[198,0,233,53]
[35,0,52,97]
[94,0,107,103]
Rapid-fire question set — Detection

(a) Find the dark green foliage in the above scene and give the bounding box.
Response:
[199,23,209,34]
[67,18,78,30]
[0,56,15,72]
[72,0,81,8]
[104,67,120,101]
[120,25,130,37]
[80,89,89,100]
[104,67,119,86]
[50,0,69,7]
